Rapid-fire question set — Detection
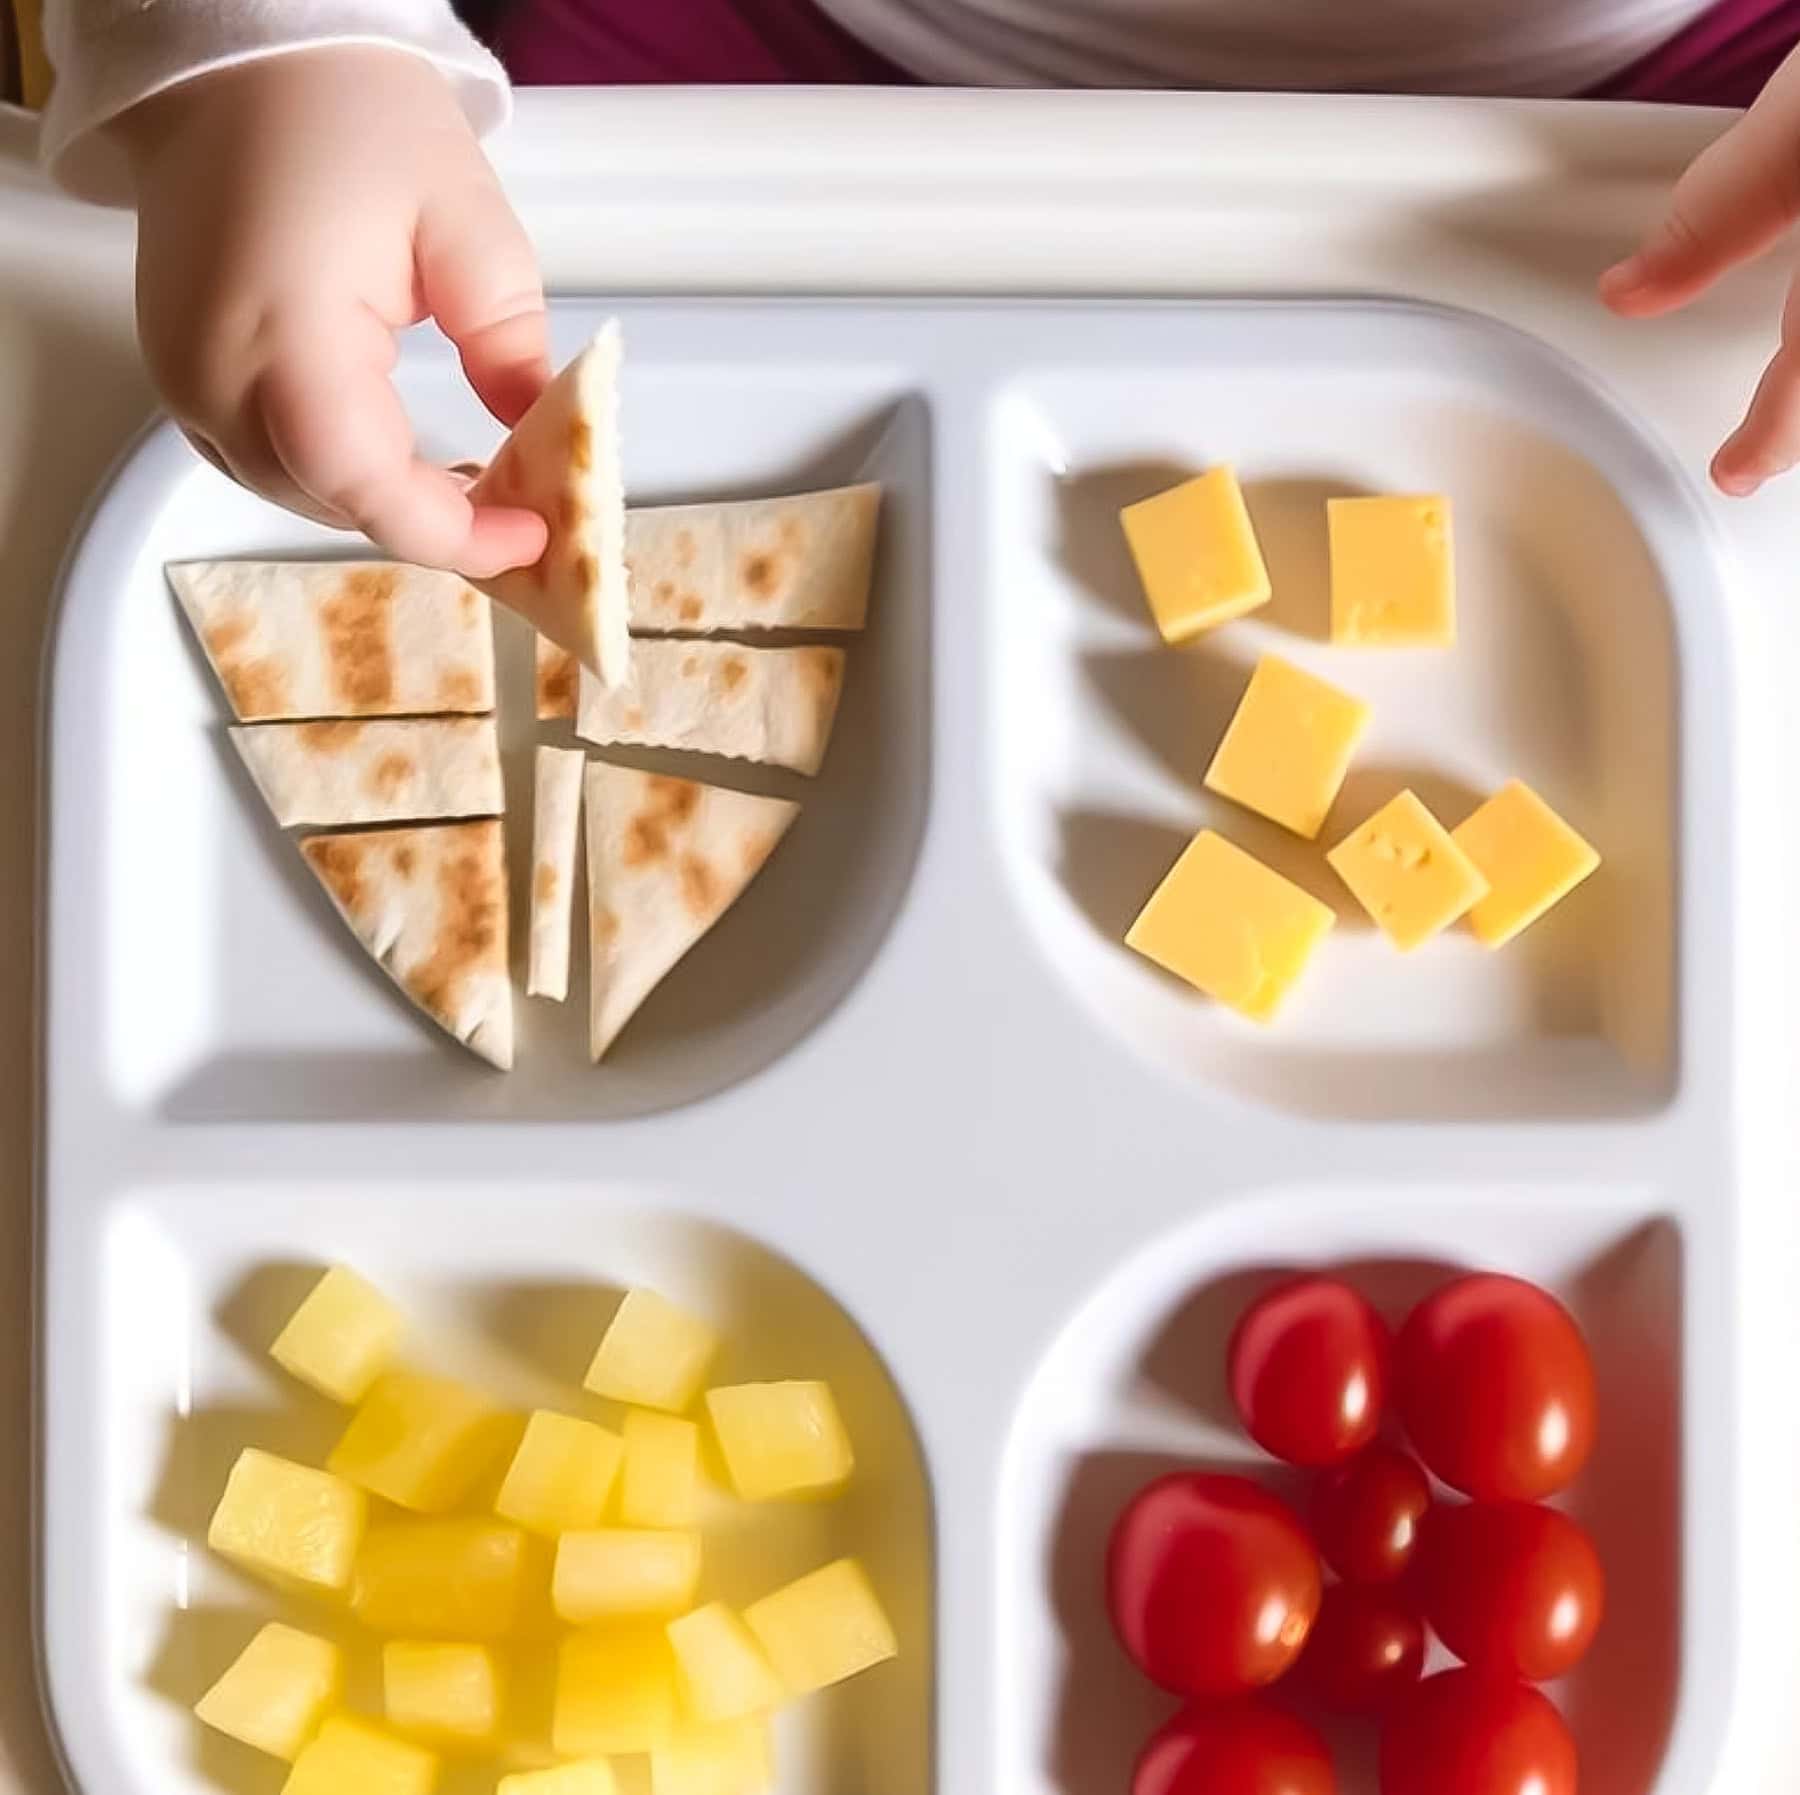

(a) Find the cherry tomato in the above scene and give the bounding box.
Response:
[1311,1445,1433,1585]
[1295,1584,1426,1715]
[1107,1472,1323,1698]
[1419,1502,1605,1682]
[1380,1670,1577,1795]
[1135,1702,1337,1795]
[1393,1274,1596,1501]
[1228,1277,1391,1467]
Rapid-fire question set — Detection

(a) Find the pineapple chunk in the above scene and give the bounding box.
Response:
[666,1604,784,1723]
[553,1529,703,1624]
[620,1409,701,1528]
[281,1716,437,1795]
[705,1382,853,1501]
[208,1448,366,1594]
[584,1289,718,1413]
[194,1622,343,1761]
[270,1265,404,1404]
[744,1559,897,1694]
[499,1764,619,1795]
[383,1641,503,1748]
[329,1371,517,1513]
[553,1629,680,1755]
[354,1519,538,1639]
[651,1720,774,1795]
[495,1410,624,1536]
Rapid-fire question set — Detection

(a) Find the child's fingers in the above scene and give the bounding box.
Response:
[1711,279,1800,495]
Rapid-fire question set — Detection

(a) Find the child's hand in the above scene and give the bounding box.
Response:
[1602,49,1800,498]
[114,46,548,577]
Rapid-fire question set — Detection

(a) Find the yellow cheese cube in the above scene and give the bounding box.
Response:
[1204,654,1372,840]
[208,1448,366,1595]
[270,1265,404,1404]
[194,1623,343,1761]
[328,1371,517,1513]
[1126,830,1335,1022]
[354,1520,538,1639]
[553,1630,680,1756]
[554,1529,703,1625]
[666,1604,785,1723]
[705,1382,853,1501]
[1120,468,1271,643]
[651,1720,774,1795]
[496,1410,624,1537]
[499,1763,619,1795]
[1452,780,1600,947]
[621,1409,701,1528]
[383,1642,503,1748]
[1327,789,1490,951]
[742,1559,897,1696]
[1328,494,1455,646]
[585,1289,718,1413]
[281,1716,437,1795]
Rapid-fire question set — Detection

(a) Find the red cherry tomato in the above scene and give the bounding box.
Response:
[1135,1703,1337,1795]
[1381,1670,1578,1795]
[1394,1274,1596,1501]
[1228,1277,1391,1467]
[1311,1445,1433,1585]
[1295,1584,1426,1715]
[1107,1472,1323,1698]
[1419,1502,1605,1682]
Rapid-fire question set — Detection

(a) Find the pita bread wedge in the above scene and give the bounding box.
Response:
[231,718,503,828]
[585,762,798,1061]
[575,642,846,777]
[470,323,630,688]
[301,820,514,1070]
[536,635,579,721]
[625,483,880,633]
[170,560,495,720]
[528,747,585,1001]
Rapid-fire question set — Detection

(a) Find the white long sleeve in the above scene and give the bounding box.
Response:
[40,0,510,203]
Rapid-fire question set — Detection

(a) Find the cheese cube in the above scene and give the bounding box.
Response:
[500,1763,619,1795]
[270,1265,404,1404]
[1327,789,1490,951]
[1204,654,1371,840]
[328,1371,516,1513]
[383,1642,503,1748]
[1453,780,1600,947]
[496,1410,624,1536]
[651,1720,774,1795]
[194,1623,343,1761]
[705,1382,853,1501]
[621,1409,702,1528]
[208,1448,366,1595]
[585,1289,719,1413]
[1120,468,1271,643]
[1126,830,1335,1022]
[354,1520,538,1639]
[666,1604,785,1722]
[743,1559,897,1695]
[554,1529,703,1624]
[553,1630,680,1756]
[1328,494,1455,646]
[281,1716,437,1795]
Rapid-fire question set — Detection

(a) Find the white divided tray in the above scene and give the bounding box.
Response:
[39,300,1745,1795]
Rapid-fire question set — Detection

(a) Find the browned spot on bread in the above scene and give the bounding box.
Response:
[534,862,559,905]
[405,823,503,1027]
[805,648,844,694]
[537,646,577,720]
[740,830,781,879]
[297,721,363,753]
[593,906,620,947]
[322,567,397,711]
[557,490,582,532]
[569,418,593,472]
[623,706,646,732]
[740,552,779,602]
[675,529,696,570]
[392,845,417,879]
[678,594,703,624]
[438,666,484,710]
[778,515,806,550]
[574,551,599,593]
[654,580,676,610]
[621,776,701,868]
[714,655,748,695]
[218,657,289,719]
[304,835,368,914]
[647,776,701,822]
[459,585,479,619]
[203,612,252,660]
[679,853,720,920]
[366,752,415,800]
[681,655,699,678]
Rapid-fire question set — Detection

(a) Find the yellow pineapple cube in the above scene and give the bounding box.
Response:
[270,1265,404,1404]
[705,1383,852,1501]
[208,1448,366,1595]
[281,1716,437,1795]
[553,1529,703,1625]
[383,1641,503,1748]
[584,1289,718,1413]
[651,1720,774,1795]
[194,1622,343,1761]
[744,1559,897,1695]
[354,1519,539,1639]
[666,1604,784,1723]
[328,1371,517,1513]
[499,1763,619,1795]
[496,1410,624,1536]
[553,1629,680,1755]
[621,1409,701,1528]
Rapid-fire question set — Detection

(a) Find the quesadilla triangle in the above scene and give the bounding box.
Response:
[625,482,881,633]
[585,761,799,1062]
[469,321,631,689]
[231,717,503,829]
[169,560,495,721]
[301,819,514,1070]
[528,746,585,1002]
[576,641,847,777]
